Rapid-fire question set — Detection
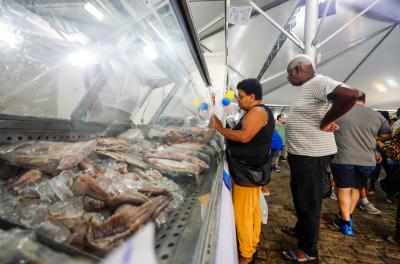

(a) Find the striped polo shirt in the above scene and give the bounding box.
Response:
[285,74,342,157]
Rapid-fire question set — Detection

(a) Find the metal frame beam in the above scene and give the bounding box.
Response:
[316,0,382,48]
[201,43,213,53]
[343,23,397,83]
[312,0,333,45]
[250,1,304,50]
[262,24,394,96]
[198,12,225,34]
[260,70,287,85]
[150,83,182,123]
[321,24,394,66]
[70,64,109,122]
[199,0,291,41]
[257,0,300,80]
[228,65,246,80]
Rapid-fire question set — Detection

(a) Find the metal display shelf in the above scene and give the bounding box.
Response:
[0,150,224,264]
[0,114,131,145]
[155,151,224,264]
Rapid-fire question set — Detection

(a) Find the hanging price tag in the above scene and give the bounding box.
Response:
[228,5,252,25]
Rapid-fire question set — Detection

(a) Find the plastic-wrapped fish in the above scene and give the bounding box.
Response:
[96,138,129,153]
[35,170,75,202]
[147,158,201,177]
[0,228,93,264]
[117,128,144,140]
[87,195,171,253]
[48,197,85,220]
[95,151,149,170]
[106,189,149,210]
[136,169,183,204]
[70,175,109,201]
[143,150,209,169]
[10,169,42,189]
[0,140,96,174]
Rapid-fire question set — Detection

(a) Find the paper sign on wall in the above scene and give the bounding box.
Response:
[228,6,252,25]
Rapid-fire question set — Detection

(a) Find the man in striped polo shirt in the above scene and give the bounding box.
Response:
[282,55,360,262]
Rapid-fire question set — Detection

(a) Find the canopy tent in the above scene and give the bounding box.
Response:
[188,0,400,111]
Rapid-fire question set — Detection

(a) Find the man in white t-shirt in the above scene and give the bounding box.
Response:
[392,108,400,135]
[282,55,360,262]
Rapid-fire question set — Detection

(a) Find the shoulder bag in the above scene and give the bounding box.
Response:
[226,149,271,187]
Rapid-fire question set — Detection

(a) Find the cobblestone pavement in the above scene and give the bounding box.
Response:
[256,165,399,264]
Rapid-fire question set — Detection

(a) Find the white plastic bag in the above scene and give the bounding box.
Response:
[260,192,268,225]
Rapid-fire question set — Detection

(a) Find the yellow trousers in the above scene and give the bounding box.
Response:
[232,183,261,258]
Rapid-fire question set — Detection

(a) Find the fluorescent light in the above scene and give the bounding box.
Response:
[143,44,158,60]
[374,83,387,93]
[84,3,104,21]
[68,49,97,68]
[386,79,398,87]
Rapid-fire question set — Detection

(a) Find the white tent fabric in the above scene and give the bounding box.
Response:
[189,0,400,110]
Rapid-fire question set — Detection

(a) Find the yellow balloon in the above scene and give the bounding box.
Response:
[226,90,235,100]
[193,98,201,108]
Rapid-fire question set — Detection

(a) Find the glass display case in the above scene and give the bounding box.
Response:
[0,1,223,263]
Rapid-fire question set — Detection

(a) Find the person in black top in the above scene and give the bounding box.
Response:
[212,78,274,264]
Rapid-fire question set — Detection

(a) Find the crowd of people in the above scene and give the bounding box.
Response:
[212,54,400,264]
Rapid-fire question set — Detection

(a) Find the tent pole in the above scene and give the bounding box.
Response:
[225,0,230,89]
[304,0,318,65]
[312,0,333,46]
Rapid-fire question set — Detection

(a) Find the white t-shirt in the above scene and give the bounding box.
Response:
[392,119,400,136]
[285,74,342,157]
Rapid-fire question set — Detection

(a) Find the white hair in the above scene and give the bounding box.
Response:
[288,54,315,71]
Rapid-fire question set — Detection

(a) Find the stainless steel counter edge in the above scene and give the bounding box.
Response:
[191,153,224,264]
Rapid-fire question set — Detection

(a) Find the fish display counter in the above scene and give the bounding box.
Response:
[0,125,224,263]
[0,0,229,263]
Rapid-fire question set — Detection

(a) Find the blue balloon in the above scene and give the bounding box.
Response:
[199,102,209,110]
[221,97,231,106]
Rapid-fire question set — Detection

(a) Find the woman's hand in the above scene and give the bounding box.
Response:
[376,139,384,148]
[374,150,382,163]
[212,114,223,131]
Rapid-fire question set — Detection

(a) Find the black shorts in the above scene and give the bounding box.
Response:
[331,164,375,189]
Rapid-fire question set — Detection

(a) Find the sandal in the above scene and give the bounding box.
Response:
[281,226,297,238]
[239,255,253,264]
[282,249,318,263]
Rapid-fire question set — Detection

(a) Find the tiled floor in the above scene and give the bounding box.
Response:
[255,167,399,264]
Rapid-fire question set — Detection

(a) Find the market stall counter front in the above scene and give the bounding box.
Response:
[0,0,233,263]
